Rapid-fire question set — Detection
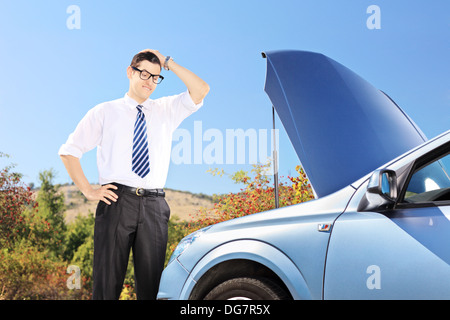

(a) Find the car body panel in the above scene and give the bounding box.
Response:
[325,192,450,299]
[156,256,191,300]
[262,50,427,198]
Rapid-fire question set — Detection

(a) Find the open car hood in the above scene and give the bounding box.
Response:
[262,50,427,198]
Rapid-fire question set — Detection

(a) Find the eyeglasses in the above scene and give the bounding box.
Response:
[131,66,164,84]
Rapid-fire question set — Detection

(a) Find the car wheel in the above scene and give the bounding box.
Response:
[203,277,289,300]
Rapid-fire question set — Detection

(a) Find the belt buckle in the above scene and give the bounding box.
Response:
[135,188,145,196]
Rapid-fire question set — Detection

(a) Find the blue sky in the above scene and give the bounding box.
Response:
[0,0,449,195]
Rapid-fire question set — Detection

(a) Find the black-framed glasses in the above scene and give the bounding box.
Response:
[131,66,164,84]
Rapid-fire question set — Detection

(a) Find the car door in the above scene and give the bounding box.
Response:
[323,146,450,299]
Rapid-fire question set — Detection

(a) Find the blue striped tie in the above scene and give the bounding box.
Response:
[132,105,150,178]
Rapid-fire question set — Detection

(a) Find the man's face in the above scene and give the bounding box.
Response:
[127,59,161,102]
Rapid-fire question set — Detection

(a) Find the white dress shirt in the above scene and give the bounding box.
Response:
[58,91,203,189]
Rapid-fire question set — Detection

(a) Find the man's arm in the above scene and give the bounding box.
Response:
[143,49,210,105]
[60,155,118,205]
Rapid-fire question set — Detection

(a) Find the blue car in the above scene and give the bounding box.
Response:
[157,51,450,300]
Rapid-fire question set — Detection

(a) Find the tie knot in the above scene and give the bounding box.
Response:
[136,105,143,112]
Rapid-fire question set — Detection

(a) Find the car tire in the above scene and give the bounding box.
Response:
[203,277,290,300]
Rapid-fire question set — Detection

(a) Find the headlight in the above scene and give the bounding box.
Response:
[168,226,212,264]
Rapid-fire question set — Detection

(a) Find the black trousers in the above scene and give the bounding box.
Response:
[92,184,170,300]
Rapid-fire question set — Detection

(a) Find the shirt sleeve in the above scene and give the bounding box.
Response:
[167,90,204,131]
[58,104,104,158]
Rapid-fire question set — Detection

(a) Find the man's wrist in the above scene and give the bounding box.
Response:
[164,56,173,71]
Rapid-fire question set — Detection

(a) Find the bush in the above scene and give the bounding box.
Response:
[0,160,37,249]
[0,243,90,300]
[190,162,313,227]
[0,156,92,299]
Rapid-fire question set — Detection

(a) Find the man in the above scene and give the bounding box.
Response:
[59,49,209,299]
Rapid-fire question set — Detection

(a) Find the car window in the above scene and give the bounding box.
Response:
[403,153,450,203]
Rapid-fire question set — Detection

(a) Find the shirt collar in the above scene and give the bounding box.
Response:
[124,93,150,110]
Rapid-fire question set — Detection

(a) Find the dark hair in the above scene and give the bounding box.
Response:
[130,51,161,69]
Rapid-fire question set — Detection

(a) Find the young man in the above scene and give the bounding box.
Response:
[59,49,209,299]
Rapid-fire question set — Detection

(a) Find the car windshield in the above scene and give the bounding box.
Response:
[404,153,450,203]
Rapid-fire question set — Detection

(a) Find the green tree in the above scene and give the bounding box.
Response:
[64,211,94,262]
[34,169,66,257]
[64,211,96,293]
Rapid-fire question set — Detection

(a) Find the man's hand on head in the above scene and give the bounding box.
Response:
[139,49,165,69]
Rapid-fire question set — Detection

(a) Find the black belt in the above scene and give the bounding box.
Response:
[111,183,165,197]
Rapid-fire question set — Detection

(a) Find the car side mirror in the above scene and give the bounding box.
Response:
[359,169,398,212]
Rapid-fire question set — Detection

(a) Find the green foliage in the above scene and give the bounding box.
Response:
[64,212,95,293]
[64,212,94,262]
[0,243,90,300]
[0,156,91,299]
[34,169,66,258]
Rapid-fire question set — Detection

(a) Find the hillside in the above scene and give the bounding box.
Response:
[60,184,214,224]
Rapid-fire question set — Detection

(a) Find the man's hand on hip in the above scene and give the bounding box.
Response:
[84,184,118,205]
